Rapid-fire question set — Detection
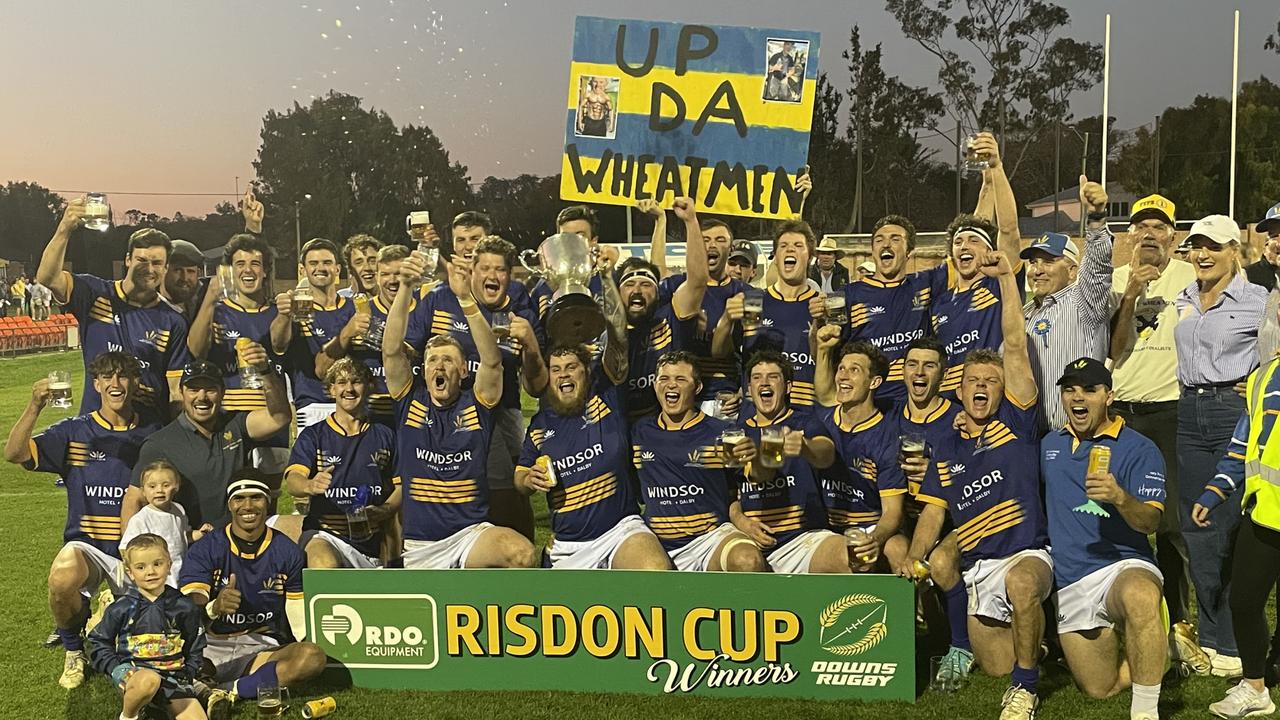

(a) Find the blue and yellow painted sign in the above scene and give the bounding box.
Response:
[562,17,821,220]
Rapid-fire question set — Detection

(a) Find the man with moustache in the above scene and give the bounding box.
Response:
[407,236,548,539]
[160,240,206,321]
[734,351,846,573]
[1244,202,1280,291]
[37,202,191,417]
[906,250,1050,720]
[338,234,382,299]
[1109,194,1207,674]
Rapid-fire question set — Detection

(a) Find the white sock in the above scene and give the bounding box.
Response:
[1131,682,1160,718]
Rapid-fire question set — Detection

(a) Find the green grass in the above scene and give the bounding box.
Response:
[0,351,1257,718]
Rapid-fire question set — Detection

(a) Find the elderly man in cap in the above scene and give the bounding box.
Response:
[1023,177,1114,433]
[809,237,849,294]
[1042,356,1167,719]
[180,470,326,717]
[162,239,206,320]
[726,239,759,285]
[1244,201,1280,292]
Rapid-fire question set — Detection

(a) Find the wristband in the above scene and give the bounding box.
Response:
[206,601,219,620]
[1087,210,1109,223]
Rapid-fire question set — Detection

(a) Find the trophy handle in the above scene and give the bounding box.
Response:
[519,249,543,278]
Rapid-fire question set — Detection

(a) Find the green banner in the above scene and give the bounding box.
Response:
[305,569,915,701]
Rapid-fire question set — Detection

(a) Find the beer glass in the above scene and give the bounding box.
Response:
[406,210,431,241]
[83,193,111,232]
[843,526,876,570]
[346,505,373,542]
[963,134,991,173]
[490,311,512,349]
[363,315,386,348]
[256,683,289,717]
[719,428,746,468]
[415,243,439,284]
[217,265,239,304]
[291,278,314,322]
[715,391,738,421]
[824,293,847,326]
[899,433,927,460]
[743,289,765,325]
[48,370,73,409]
[236,338,265,390]
[759,426,785,469]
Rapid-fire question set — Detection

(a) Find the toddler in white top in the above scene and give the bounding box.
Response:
[118,460,212,587]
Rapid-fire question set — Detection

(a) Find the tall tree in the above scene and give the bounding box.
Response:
[473,174,563,250]
[804,72,854,235]
[0,182,66,269]
[884,0,1102,179]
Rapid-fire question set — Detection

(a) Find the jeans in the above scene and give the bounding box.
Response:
[1177,386,1245,655]
[1115,400,1191,625]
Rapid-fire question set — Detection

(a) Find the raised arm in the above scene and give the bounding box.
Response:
[268,291,295,356]
[3,380,49,465]
[511,314,548,397]
[984,250,1037,405]
[813,324,842,408]
[187,270,222,359]
[639,200,669,278]
[1076,177,1116,327]
[669,197,708,320]
[711,293,744,360]
[382,255,423,398]
[598,254,629,386]
[38,199,87,302]
[978,133,1022,271]
[242,341,290,440]
[450,257,503,407]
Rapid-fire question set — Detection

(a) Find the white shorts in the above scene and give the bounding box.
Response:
[1055,559,1163,634]
[402,522,495,569]
[64,540,125,596]
[963,548,1053,623]
[548,515,653,569]
[251,446,291,474]
[668,523,744,572]
[767,529,841,574]
[308,530,382,569]
[203,632,281,685]
[296,403,336,430]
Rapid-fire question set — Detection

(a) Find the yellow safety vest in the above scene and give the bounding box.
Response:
[1244,357,1280,530]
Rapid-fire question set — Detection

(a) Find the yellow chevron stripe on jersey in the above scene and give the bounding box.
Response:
[971,287,998,311]
[529,428,546,449]
[408,477,478,504]
[941,365,964,393]
[886,357,905,381]
[956,498,1025,552]
[936,461,953,488]
[828,508,880,526]
[585,397,612,423]
[552,473,619,514]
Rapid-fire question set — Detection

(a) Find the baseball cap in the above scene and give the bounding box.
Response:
[1129,194,1176,226]
[169,239,203,267]
[1185,215,1240,247]
[180,360,224,388]
[727,240,758,266]
[1019,232,1080,263]
[226,475,271,501]
[1257,201,1280,235]
[1057,357,1112,388]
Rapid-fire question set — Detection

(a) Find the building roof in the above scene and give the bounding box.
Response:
[1026,184,1136,208]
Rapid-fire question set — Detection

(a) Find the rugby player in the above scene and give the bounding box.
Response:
[407,235,548,539]
[632,351,766,572]
[180,473,326,716]
[735,351,847,573]
[438,211,532,310]
[813,335,905,567]
[1044,357,1167,720]
[906,250,1051,720]
[283,358,399,568]
[337,233,382,299]
[383,249,535,568]
[530,205,617,321]
[189,233,289,472]
[37,204,191,417]
[4,352,161,689]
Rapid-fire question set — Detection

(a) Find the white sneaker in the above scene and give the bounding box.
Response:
[1212,654,1245,679]
[1209,679,1276,718]
[58,650,86,689]
[1000,686,1039,720]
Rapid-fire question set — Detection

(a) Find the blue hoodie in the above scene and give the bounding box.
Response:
[87,585,205,680]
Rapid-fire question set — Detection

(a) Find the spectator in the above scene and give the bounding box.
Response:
[809,237,849,294]
[1244,201,1280,291]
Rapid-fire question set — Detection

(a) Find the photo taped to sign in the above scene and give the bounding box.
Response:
[762,38,808,104]
[576,75,620,139]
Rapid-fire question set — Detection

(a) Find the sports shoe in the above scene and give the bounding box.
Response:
[206,688,236,720]
[43,628,61,648]
[999,686,1039,720]
[935,645,975,685]
[84,586,114,635]
[1212,653,1244,679]
[1209,679,1276,718]
[58,650,86,689]
[1170,622,1211,676]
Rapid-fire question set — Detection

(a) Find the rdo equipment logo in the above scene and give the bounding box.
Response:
[309,594,439,669]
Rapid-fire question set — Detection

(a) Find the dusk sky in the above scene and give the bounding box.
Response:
[2,0,1276,218]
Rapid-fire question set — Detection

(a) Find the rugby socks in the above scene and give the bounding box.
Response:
[943,584,971,651]
[57,626,84,652]
[232,661,278,700]
[1131,683,1160,718]
[1010,663,1039,695]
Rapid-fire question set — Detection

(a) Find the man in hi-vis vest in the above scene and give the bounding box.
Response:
[1192,354,1280,719]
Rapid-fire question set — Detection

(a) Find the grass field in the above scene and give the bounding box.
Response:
[0,351,1258,718]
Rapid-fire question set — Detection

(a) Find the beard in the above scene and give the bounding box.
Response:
[547,386,588,417]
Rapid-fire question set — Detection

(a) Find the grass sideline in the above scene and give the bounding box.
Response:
[0,351,1253,718]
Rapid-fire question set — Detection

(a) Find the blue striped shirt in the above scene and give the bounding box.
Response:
[1023,226,1115,431]
[1174,273,1267,386]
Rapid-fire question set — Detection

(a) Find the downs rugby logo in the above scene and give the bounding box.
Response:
[818,593,886,656]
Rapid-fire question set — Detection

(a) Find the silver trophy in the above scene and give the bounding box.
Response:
[519,232,606,346]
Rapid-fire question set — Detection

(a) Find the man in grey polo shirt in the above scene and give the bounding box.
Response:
[119,349,290,529]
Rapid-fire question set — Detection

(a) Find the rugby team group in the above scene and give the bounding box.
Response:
[11,132,1280,720]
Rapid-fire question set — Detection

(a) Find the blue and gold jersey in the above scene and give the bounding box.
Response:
[290,297,355,409]
[632,412,738,551]
[350,296,412,422]
[517,377,638,543]
[1043,418,1166,586]
[741,410,832,548]
[179,526,304,641]
[843,273,936,405]
[28,411,161,556]
[743,286,819,407]
[817,406,908,530]
[659,274,748,399]
[406,284,542,411]
[897,398,964,504]
[531,275,603,324]
[929,266,1025,393]
[285,414,396,558]
[209,300,279,411]
[65,274,190,414]
[392,383,495,542]
[626,303,697,418]
[918,391,1047,569]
